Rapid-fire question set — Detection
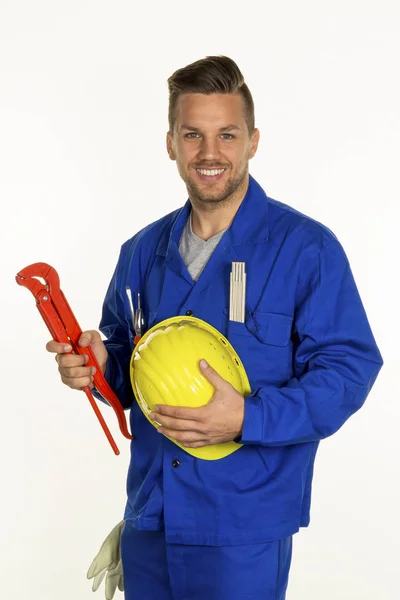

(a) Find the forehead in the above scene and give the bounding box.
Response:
[175,93,246,129]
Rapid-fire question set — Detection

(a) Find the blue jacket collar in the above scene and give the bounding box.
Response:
[156,174,269,258]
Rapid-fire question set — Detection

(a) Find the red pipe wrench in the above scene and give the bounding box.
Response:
[16,262,133,455]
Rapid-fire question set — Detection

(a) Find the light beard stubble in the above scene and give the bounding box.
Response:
[185,167,249,208]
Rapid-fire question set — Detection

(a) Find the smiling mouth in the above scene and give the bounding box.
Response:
[195,168,226,177]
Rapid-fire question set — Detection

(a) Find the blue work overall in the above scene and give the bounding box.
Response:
[95,175,383,598]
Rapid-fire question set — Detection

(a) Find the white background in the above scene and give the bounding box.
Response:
[1,1,398,598]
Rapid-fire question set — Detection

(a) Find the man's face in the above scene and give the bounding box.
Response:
[166,93,259,205]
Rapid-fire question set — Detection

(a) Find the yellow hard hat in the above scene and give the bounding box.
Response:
[130,316,251,460]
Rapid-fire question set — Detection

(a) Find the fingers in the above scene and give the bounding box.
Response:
[153,404,220,447]
[78,330,102,347]
[60,372,95,390]
[55,352,87,367]
[199,358,226,388]
[59,362,96,390]
[60,365,96,379]
[46,340,73,354]
[150,412,201,432]
[158,427,208,447]
[45,329,105,391]
[92,569,107,591]
[45,330,102,354]
[50,345,96,390]
[153,404,204,420]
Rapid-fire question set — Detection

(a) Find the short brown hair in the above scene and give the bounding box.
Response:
[167,56,255,134]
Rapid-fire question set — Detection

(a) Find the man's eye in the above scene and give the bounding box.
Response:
[221,134,234,140]
[185,133,200,139]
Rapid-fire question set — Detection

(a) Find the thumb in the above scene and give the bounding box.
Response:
[199,359,225,389]
[79,330,102,348]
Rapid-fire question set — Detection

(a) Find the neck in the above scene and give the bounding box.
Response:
[189,173,249,240]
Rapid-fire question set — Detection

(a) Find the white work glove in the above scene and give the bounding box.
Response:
[87,520,125,600]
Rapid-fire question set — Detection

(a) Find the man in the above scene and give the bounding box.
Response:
[47,56,383,599]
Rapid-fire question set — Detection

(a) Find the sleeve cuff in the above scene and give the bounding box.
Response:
[239,391,265,445]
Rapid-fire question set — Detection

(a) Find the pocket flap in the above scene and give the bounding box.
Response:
[253,312,293,347]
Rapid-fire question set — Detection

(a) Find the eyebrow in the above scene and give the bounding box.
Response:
[180,124,241,133]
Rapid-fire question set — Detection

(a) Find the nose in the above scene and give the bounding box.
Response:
[198,136,221,161]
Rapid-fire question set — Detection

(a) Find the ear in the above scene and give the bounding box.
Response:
[166,132,176,161]
[248,128,260,160]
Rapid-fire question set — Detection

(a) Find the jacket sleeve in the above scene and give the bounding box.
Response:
[92,243,136,410]
[240,239,383,446]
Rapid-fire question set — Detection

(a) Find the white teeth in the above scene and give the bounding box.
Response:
[196,169,225,176]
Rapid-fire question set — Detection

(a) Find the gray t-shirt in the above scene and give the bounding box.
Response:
[179,211,227,281]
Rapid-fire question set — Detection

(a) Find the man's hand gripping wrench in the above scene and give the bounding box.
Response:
[16,262,133,455]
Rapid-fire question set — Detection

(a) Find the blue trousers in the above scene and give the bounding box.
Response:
[120,521,292,599]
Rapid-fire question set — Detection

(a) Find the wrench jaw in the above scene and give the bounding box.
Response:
[15,262,60,300]
[16,263,70,344]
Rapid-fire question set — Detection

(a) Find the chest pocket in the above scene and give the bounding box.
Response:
[222,309,293,387]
